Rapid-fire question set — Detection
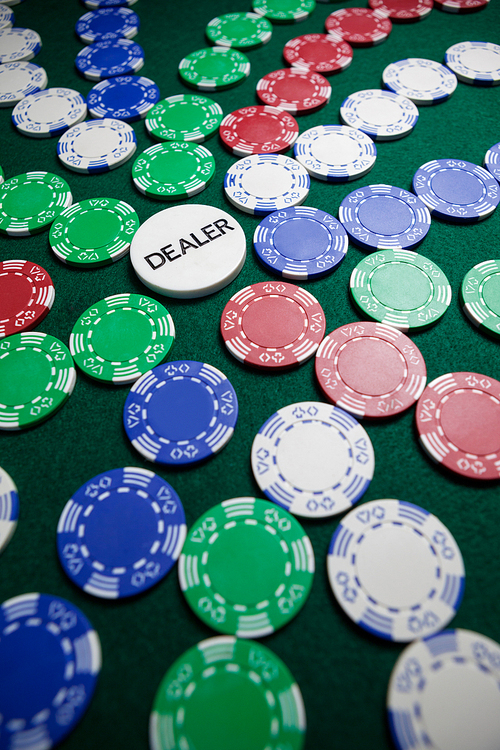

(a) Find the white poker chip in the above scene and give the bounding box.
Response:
[383,58,458,105]
[251,401,375,518]
[130,204,247,299]
[0,27,41,63]
[57,118,137,174]
[340,88,419,141]
[0,61,47,107]
[0,465,19,553]
[445,41,500,86]
[223,153,310,216]
[0,4,15,29]
[12,87,87,138]
[293,124,377,182]
[388,629,500,749]
[328,499,465,641]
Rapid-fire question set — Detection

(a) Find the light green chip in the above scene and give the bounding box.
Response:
[461,259,500,339]
[132,141,215,200]
[69,293,175,384]
[0,332,76,430]
[150,635,306,750]
[252,0,316,23]
[145,94,223,143]
[0,171,72,236]
[49,197,140,267]
[178,497,314,638]
[206,12,272,49]
[178,46,251,91]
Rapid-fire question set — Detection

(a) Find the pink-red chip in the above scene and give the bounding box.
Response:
[315,321,427,419]
[0,260,55,338]
[256,68,331,115]
[220,280,326,369]
[283,33,353,75]
[416,371,500,480]
[219,105,299,157]
[325,7,392,46]
[433,0,489,11]
[369,0,433,20]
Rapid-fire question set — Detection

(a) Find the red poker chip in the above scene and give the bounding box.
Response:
[325,7,392,47]
[0,260,55,338]
[315,321,427,419]
[369,0,433,20]
[256,68,331,115]
[416,371,500,480]
[219,105,299,157]
[283,33,353,75]
[220,280,326,369]
[433,0,489,12]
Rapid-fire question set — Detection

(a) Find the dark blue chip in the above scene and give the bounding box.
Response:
[87,75,160,121]
[76,7,140,44]
[75,38,144,81]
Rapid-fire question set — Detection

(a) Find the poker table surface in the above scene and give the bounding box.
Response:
[1,1,500,748]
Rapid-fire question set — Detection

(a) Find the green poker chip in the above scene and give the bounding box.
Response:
[0,332,76,430]
[252,0,316,23]
[69,293,175,384]
[49,197,140,267]
[178,497,314,637]
[0,171,72,236]
[461,259,500,339]
[145,94,223,143]
[206,12,272,49]
[350,249,452,332]
[0,165,4,184]
[132,141,215,200]
[149,635,306,750]
[178,47,251,91]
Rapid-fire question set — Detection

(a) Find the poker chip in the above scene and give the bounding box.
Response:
[0,593,101,748]
[0,4,14,29]
[221,281,325,368]
[339,184,431,251]
[49,197,139,266]
[293,125,377,182]
[315,322,427,418]
[340,89,419,141]
[178,46,250,91]
[12,87,87,138]
[206,12,272,48]
[435,0,489,11]
[224,153,310,215]
[0,171,72,236]
[0,165,3,183]
[123,360,238,465]
[412,158,500,223]
[57,118,137,174]
[484,142,500,182]
[0,259,55,337]
[445,41,500,86]
[150,637,306,750]
[0,332,76,430]
[350,249,452,331]
[251,401,374,518]
[283,33,353,74]
[219,105,299,157]
[0,27,41,63]
[383,57,458,104]
[0,466,18,552]
[132,141,215,200]
[256,68,331,114]
[369,0,433,20]
[87,75,160,122]
[130,204,246,298]
[416,371,500,480]
[83,0,138,7]
[253,206,348,280]
[252,0,316,23]
[57,467,186,598]
[328,499,465,641]
[0,61,47,107]
[325,8,392,46]
[179,498,314,637]
[461,260,500,338]
[145,94,223,143]
[75,38,144,81]
[75,7,140,44]
[69,293,175,383]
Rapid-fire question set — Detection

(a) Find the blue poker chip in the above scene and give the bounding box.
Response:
[339,184,431,251]
[413,158,500,223]
[75,7,140,44]
[87,75,160,121]
[0,466,18,553]
[75,38,144,81]
[83,0,138,8]
[57,467,186,599]
[253,206,348,280]
[340,88,419,141]
[0,592,101,748]
[293,125,377,183]
[484,142,500,183]
[123,360,238,465]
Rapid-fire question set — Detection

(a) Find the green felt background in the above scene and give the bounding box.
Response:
[0,0,499,748]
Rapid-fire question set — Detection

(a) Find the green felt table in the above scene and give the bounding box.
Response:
[0,0,499,748]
